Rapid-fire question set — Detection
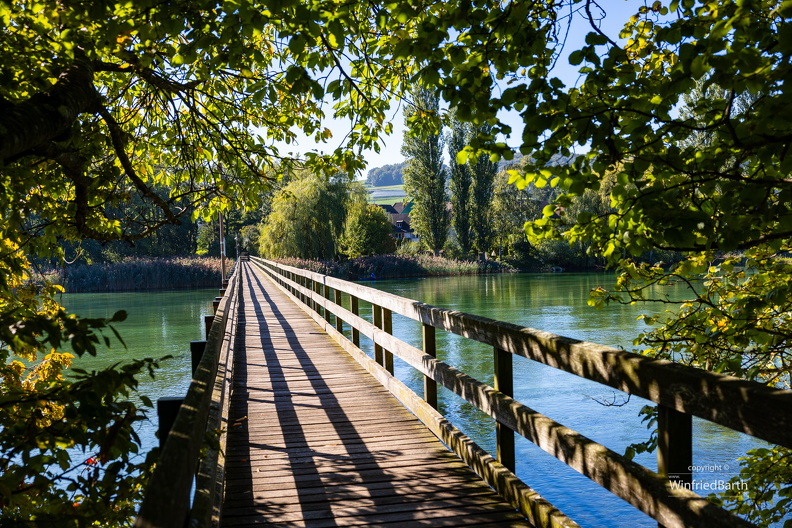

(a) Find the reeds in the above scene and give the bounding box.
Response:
[40,257,233,292]
[275,254,513,280]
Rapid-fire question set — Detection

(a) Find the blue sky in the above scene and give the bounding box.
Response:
[272,0,642,175]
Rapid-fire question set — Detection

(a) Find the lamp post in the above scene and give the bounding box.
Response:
[235,235,239,261]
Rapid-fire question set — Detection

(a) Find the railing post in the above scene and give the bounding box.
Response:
[494,347,515,472]
[383,307,394,375]
[658,405,693,485]
[312,279,320,314]
[190,340,206,374]
[334,289,343,333]
[423,323,437,409]
[373,304,383,365]
[323,283,331,322]
[351,295,360,348]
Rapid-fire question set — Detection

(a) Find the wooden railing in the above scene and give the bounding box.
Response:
[251,256,792,528]
[134,266,241,528]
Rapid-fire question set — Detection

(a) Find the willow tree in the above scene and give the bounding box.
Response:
[402,87,449,256]
[258,172,353,260]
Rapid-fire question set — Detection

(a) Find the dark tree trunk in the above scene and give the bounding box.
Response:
[1,61,98,163]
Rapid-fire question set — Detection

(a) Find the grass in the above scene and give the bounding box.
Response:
[367,184,407,205]
[369,197,407,205]
[366,184,405,191]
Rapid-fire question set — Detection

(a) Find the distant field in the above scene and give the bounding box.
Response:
[367,184,405,191]
[367,184,406,205]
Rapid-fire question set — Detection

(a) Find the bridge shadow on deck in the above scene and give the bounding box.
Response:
[221,266,531,527]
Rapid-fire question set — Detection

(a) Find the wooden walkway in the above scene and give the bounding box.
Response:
[220,263,532,527]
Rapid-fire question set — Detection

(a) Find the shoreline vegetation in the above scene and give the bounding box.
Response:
[36,257,231,293]
[34,255,515,293]
[273,254,515,280]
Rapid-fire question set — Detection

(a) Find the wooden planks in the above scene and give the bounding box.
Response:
[221,263,532,528]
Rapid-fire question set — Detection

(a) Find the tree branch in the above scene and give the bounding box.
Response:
[96,106,181,225]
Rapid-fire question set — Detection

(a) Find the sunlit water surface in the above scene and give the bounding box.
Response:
[62,275,770,526]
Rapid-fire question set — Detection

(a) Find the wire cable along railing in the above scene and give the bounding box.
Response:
[251,256,792,528]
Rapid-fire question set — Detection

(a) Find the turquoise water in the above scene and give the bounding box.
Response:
[357,273,767,527]
[58,276,769,526]
[60,289,216,451]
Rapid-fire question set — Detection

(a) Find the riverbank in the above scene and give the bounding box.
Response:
[38,257,232,293]
[272,254,515,280]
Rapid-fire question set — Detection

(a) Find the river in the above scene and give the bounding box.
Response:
[60,288,216,452]
[356,272,767,527]
[60,274,766,527]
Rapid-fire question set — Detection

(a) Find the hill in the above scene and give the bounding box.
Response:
[366,163,405,186]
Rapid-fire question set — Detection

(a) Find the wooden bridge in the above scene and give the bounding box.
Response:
[134,259,792,528]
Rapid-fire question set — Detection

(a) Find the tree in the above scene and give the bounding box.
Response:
[402,87,449,256]
[0,0,416,519]
[258,171,352,260]
[448,114,474,256]
[491,169,541,260]
[239,225,261,256]
[5,0,792,523]
[508,3,792,523]
[366,163,405,187]
[1,0,546,522]
[340,202,397,258]
[468,124,498,260]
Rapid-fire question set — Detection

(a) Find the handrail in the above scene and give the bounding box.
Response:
[134,266,241,528]
[249,257,791,528]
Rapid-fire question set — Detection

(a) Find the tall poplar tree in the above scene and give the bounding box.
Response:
[448,114,473,256]
[468,124,498,260]
[401,88,449,256]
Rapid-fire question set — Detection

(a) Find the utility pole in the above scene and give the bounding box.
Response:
[219,212,226,281]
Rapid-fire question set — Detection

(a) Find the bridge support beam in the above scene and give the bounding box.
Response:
[383,308,394,375]
[204,314,214,339]
[190,340,206,374]
[351,296,360,348]
[334,289,343,334]
[323,284,331,322]
[157,396,185,451]
[373,305,383,365]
